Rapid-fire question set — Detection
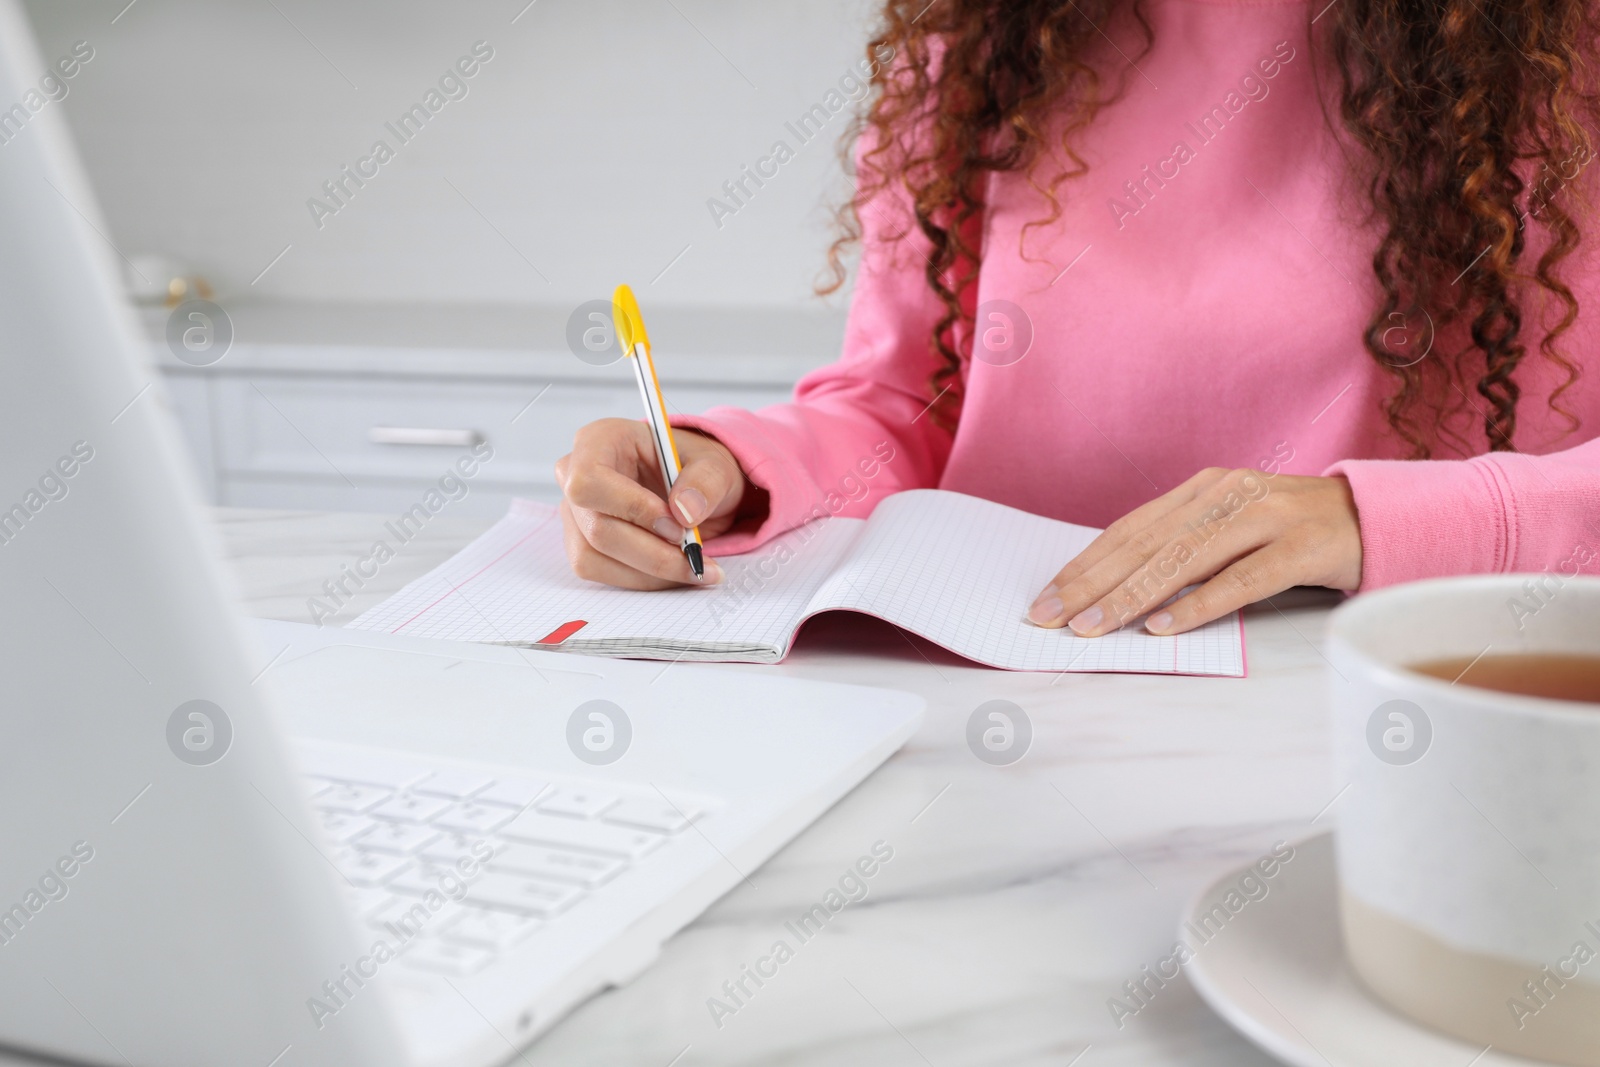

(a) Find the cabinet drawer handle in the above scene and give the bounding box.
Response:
[368,427,484,447]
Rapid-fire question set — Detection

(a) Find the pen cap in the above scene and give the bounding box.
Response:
[612,284,649,356]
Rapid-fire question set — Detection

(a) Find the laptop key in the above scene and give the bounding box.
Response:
[535,788,619,819]
[475,777,552,810]
[368,793,454,823]
[488,842,627,887]
[500,811,666,858]
[316,782,394,814]
[359,821,441,855]
[465,871,585,917]
[333,848,411,886]
[319,811,380,845]
[440,905,540,947]
[419,831,497,866]
[398,940,496,976]
[602,798,700,834]
[432,802,516,835]
[387,861,462,898]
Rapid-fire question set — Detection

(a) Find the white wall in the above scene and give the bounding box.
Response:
[20,0,877,312]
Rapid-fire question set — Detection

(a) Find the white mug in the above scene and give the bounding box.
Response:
[1328,575,1600,1065]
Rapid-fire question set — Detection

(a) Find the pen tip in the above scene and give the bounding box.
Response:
[684,542,705,582]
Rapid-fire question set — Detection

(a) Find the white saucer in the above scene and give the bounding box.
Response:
[1182,831,1548,1067]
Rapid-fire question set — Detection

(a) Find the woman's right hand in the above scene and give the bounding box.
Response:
[555,418,749,589]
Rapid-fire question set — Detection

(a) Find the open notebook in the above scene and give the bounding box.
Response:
[348,489,1246,676]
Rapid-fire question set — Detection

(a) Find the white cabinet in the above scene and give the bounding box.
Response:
[147,303,839,518]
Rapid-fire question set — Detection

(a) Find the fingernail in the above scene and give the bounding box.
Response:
[1027,593,1065,626]
[705,560,724,584]
[1067,604,1104,635]
[1146,611,1174,634]
[652,517,683,541]
[674,488,707,525]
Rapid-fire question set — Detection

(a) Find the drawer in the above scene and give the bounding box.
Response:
[212,375,793,495]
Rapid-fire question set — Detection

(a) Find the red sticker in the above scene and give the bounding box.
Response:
[536,619,588,645]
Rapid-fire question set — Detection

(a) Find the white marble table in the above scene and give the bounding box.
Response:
[22,508,1351,1067]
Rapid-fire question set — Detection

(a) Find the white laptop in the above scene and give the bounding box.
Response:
[0,6,924,1066]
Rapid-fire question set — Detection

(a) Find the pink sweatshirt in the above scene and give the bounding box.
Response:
[676,1,1600,592]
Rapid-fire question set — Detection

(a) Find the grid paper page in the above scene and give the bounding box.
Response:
[805,490,1245,675]
[346,500,867,661]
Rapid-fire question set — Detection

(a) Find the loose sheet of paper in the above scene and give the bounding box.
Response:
[804,490,1245,675]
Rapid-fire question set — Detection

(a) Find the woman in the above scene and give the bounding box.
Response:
[557,0,1600,638]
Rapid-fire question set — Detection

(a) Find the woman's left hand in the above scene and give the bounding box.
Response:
[1026,468,1364,637]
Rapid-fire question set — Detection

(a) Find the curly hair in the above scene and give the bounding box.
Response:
[820,0,1600,455]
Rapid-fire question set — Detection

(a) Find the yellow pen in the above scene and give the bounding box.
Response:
[612,284,706,581]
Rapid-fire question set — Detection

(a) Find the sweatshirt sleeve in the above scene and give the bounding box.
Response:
[672,140,960,555]
[1324,435,1600,591]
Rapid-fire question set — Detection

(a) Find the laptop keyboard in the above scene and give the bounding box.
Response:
[295,743,712,978]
